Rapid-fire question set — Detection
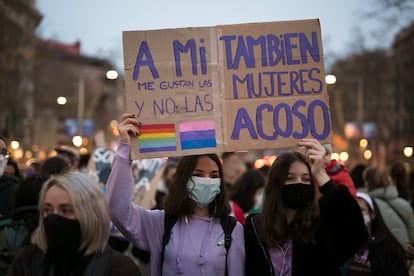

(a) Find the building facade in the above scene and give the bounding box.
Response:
[390,21,414,166]
[327,20,414,168]
[0,0,41,148]
[0,0,124,162]
[31,39,124,158]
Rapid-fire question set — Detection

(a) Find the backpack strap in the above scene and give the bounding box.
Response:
[161,213,178,271]
[220,215,236,251]
[220,215,237,276]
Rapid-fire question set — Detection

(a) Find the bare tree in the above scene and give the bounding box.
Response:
[357,0,414,49]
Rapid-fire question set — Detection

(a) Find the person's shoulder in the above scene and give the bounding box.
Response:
[6,245,37,276]
[107,248,141,275]
[244,214,262,245]
[244,213,260,228]
[370,196,390,210]
[10,244,39,266]
[374,196,409,215]
[15,244,38,256]
[245,213,258,220]
[0,174,19,186]
[390,196,414,212]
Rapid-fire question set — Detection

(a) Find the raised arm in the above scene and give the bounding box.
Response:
[105,113,163,251]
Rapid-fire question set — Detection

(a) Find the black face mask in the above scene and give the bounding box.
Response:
[282,183,314,209]
[43,214,81,251]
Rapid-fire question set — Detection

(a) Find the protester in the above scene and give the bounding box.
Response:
[25,159,42,178]
[350,163,367,193]
[54,146,80,172]
[0,136,20,219]
[41,155,70,176]
[5,158,22,181]
[229,169,265,224]
[323,144,357,199]
[390,161,412,202]
[247,165,270,215]
[244,139,368,275]
[105,113,245,276]
[364,165,414,258]
[78,153,91,173]
[341,192,408,275]
[153,160,177,210]
[8,172,141,276]
[0,175,49,274]
[221,151,247,193]
[410,169,414,210]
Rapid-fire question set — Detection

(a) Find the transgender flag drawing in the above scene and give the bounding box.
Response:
[179,120,217,150]
[138,124,177,153]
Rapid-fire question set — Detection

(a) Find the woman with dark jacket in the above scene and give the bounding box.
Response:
[8,172,141,276]
[244,139,368,276]
[343,192,409,275]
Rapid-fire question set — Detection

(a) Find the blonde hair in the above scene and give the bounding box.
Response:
[31,172,110,255]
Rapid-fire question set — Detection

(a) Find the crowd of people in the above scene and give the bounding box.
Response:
[1,113,414,275]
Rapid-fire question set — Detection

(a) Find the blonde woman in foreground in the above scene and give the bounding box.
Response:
[8,172,141,276]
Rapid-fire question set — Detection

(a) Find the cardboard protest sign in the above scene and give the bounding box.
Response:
[123,19,331,159]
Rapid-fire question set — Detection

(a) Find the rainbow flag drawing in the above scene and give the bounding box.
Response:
[179,120,217,150]
[138,124,177,153]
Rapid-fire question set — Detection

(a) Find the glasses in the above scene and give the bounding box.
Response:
[0,150,10,160]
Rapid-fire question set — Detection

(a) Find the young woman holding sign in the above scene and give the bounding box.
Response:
[244,139,368,275]
[105,113,245,276]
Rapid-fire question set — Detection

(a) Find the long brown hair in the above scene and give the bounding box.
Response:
[364,166,393,191]
[390,161,411,201]
[163,154,231,217]
[260,152,319,246]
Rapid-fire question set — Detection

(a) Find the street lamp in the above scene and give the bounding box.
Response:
[57,96,68,105]
[339,152,349,162]
[72,135,83,147]
[10,140,20,150]
[359,139,368,148]
[106,70,119,80]
[403,146,413,158]
[325,74,336,85]
[363,150,373,160]
[78,76,85,136]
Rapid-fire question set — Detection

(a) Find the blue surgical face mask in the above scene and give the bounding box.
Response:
[187,176,221,207]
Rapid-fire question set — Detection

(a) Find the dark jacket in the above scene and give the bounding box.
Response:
[368,232,408,276]
[244,181,368,276]
[7,244,142,276]
[0,206,39,275]
[0,175,19,218]
[342,233,408,276]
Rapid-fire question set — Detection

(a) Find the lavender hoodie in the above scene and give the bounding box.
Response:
[105,143,245,276]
